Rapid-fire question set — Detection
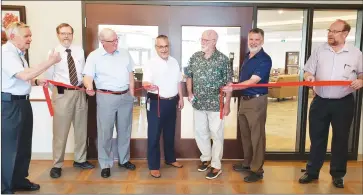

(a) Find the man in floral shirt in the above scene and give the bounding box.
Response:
[185,29,232,180]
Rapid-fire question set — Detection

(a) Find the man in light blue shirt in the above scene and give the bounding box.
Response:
[83,28,136,178]
[2,22,60,194]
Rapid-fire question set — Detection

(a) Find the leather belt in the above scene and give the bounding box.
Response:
[241,94,266,100]
[1,92,30,101]
[99,89,129,95]
[147,93,178,100]
[57,85,83,91]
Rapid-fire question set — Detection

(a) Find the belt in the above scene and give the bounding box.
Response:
[147,93,178,100]
[99,89,129,95]
[241,94,266,100]
[57,84,84,91]
[316,93,353,100]
[1,92,30,101]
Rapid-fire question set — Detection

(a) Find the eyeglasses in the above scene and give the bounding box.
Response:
[327,29,345,34]
[156,45,169,49]
[200,38,215,43]
[59,32,73,36]
[102,38,118,43]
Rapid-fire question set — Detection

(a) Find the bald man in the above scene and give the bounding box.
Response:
[185,30,233,179]
[299,19,363,188]
[83,28,136,178]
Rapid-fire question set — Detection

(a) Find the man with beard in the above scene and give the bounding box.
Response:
[83,28,136,178]
[299,19,363,188]
[142,35,184,178]
[45,23,94,179]
[185,29,233,180]
[2,22,61,194]
[224,28,272,183]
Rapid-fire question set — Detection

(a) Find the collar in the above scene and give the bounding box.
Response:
[324,42,349,53]
[7,41,25,56]
[58,44,73,53]
[101,46,119,56]
[246,47,265,59]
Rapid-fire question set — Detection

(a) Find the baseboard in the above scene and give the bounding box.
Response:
[358,154,363,161]
[31,153,74,160]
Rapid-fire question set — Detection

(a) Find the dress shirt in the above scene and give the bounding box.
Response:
[83,47,135,91]
[143,55,182,98]
[304,43,363,99]
[44,44,85,86]
[1,42,31,95]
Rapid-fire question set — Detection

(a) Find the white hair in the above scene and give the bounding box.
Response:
[5,22,29,40]
[98,28,116,41]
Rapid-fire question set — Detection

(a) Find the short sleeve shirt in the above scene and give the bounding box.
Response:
[184,50,232,112]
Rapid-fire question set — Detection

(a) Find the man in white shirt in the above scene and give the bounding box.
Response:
[142,35,184,178]
[44,23,94,179]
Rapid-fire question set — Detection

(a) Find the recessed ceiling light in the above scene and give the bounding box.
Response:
[278,10,284,14]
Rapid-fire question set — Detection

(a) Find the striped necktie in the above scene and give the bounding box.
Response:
[65,49,78,86]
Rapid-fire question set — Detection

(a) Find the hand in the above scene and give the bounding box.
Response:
[305,75,315,82]
[178,99,184,110]
[223,104,230,116]
[188,93,194,102]
[86,88,95,96]
[144,84,158,91]
[350,79,363,90]
[37,79,47,86]
[48,49,61,64]
[222,83,233,92]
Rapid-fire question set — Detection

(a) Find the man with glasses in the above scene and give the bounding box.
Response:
[44,23,94,179]
[2,22,61,194]
[83,28,136,178]
[142,35,184,178]
[185,29,233,179]
[299,19,363,188]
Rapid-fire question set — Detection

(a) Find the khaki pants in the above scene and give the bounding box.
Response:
[51,87,88,168]
[238,95,267,173]
[194,109,224,169]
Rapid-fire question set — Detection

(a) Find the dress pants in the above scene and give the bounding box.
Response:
[238,95,267,174]
[147,95,178,170]
[1,98,33,194]
[194,109,224,169]
[96,92,134,169]
[306,94,354,178]
[51,87,88,168]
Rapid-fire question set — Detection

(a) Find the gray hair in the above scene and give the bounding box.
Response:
[5,22,29,39]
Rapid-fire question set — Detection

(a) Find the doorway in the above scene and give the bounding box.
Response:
[84,3,253,159]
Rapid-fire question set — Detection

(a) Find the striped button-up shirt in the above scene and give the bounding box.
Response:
[304,43,363,99]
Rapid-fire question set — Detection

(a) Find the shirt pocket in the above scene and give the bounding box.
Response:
[342,64,357,80]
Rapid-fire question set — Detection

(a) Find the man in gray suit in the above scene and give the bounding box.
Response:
[83,28,136,178]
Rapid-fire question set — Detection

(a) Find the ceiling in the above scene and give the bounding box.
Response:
[257,9,358,32]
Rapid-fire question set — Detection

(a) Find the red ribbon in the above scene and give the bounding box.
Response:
[219,80,353,119]
[42,80,159,117]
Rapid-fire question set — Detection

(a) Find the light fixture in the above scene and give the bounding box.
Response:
[278,10,284,14]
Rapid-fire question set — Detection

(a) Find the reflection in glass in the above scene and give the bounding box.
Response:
[180,26,240,139]
[305,10,357,152]
[98,25,158,139]
[257,9,304,152]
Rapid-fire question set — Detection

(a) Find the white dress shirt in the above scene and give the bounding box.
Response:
[2,42,31,95]
[45,44,85,86]
[143,55,182,98]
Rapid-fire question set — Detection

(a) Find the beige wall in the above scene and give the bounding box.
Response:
[2,1,82,159]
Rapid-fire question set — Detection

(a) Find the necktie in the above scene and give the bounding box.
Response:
[65,49,78,86]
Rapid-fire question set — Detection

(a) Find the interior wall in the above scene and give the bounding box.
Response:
[2,0,362,159]
[2,1,83,159]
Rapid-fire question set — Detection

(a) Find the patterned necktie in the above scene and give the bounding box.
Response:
[65,49,78,86]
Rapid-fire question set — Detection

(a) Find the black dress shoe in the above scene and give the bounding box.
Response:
[332,177,344,188]
[13,182,40,191]
[73,161,95,169]
[244,172,263,183]
[233,163,251,172]
[50,167,62,178]
[299,173,318,184]
[101,168,110,178]
[118,161,136,170]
